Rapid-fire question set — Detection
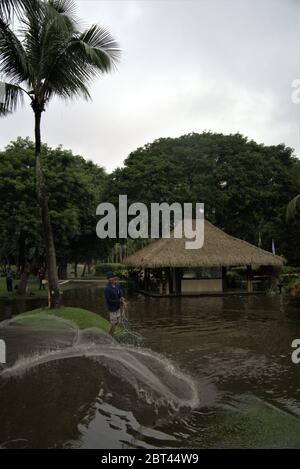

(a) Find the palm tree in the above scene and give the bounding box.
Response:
[0,0,120,307]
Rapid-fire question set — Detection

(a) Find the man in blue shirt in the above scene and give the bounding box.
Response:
[104,272,125,336]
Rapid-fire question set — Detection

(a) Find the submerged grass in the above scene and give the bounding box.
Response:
[14,306,111,333]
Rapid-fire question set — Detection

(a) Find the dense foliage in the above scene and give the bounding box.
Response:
[104,132,300,264]
[1,131,300,277]
[0,138,108,275]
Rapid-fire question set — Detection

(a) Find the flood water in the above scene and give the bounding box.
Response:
[0,285,300,449]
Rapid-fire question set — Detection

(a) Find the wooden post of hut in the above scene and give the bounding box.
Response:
[144,268,150,291]
[222,266,227,292]
[169,268,178,294]
[159,272,163,295]
[166,268,170,295]
[169,267,176,294]
[168,268,172,294]
[177,269,182,294]
[172,268,177,294]
[160,269,169,295]
[246,265,253,293]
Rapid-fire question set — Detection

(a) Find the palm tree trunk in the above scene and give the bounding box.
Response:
[34,108,62,309]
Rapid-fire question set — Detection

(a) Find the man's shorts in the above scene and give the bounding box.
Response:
[109,309,121,325]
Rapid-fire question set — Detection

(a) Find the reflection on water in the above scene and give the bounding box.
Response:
[0,286,300,448]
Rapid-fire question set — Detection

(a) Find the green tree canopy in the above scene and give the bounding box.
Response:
[0,137,108,272]
[104,132,300,263]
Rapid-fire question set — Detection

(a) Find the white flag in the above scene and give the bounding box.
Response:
[272,239,276,255]
[258,232,262,248]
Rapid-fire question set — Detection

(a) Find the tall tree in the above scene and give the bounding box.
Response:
[0,0,120,307]
[0,137,108,289]
[104,132,300,262]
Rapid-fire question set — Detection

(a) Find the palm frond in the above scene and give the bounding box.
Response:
[48,0,77,18]
[21,0,79,88]
[0,16,28,82]
[40,24,120,101]
[42,40,93,100]
[286,194,300,222]
[21,4,43,86]
[0,0,40,21]
[1,0,121,106]
[0,0,20,20]
[77,24,121,72]
[0,81,24,115]
[44,0,78,32]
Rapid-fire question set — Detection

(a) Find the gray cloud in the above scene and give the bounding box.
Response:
[0,0,299,171]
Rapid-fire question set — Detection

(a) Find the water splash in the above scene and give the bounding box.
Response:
[0,325,199,409]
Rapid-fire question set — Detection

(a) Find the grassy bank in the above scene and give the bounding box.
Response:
[14,306,111,332]
[0,277,93,300]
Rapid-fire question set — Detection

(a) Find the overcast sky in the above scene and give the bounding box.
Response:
[1,0,299,172]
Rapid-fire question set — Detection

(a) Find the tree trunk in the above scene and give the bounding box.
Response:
[17,232,26,274]
[81,263,87,278]
[34,107,62,309]
[17,264,31,295]
[58,257,68,280]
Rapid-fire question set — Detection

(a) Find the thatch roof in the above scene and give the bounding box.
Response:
[124,220,285,268]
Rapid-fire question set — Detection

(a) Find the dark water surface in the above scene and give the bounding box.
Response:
[0,286,300,448]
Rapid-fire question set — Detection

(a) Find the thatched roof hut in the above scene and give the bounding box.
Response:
[124,220,285,269]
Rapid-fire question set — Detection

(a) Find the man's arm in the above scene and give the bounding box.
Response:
[119,285,126,303]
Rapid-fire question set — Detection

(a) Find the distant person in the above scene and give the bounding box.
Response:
[38,267,46,290]
[6,269,13,292]
[104,272,125,337]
